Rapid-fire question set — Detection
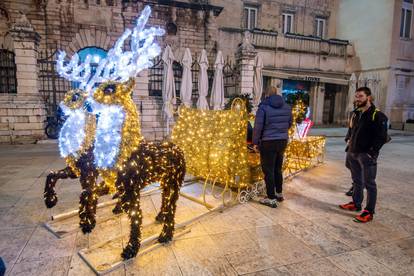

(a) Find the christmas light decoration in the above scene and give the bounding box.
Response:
[46,6,187,261]
[115,140,186,259]
[172,98,326,193]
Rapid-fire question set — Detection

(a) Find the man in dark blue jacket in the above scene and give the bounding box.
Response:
[253,86,292,208]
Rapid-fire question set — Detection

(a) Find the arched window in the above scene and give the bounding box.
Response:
[72,46,107,88]
[0,49,17,94]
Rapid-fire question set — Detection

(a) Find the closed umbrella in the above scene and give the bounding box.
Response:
[210,51,225,110]
[162,45,176,134]
[196,49,209,110]
[358,72,366,88]
[348,73,357,111]
[371,73,381,107]
[180,48,193,107]
[253,54,263,109]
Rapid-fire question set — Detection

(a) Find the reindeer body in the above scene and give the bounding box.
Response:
[116,141,185,259]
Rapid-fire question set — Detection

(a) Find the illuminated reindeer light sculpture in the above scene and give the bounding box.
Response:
[44,6,186,260]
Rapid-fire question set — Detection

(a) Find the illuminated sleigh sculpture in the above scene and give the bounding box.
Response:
[172,98,326,204]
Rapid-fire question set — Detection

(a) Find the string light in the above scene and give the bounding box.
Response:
[172,99,326,190]
[56,5,165,93]
[50,5,187,261]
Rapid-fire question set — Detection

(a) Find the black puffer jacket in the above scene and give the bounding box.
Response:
[345,105,389,158]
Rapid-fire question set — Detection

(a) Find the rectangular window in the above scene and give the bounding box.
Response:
[282,13,294,34]
[244,6,257,30]
[315,18,326,38]
[0,50,17,94]
[401,1,413,39]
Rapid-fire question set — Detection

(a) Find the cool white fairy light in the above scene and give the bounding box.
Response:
[91,103,125,169]
[58,103,87,158]
[56,5,165,94]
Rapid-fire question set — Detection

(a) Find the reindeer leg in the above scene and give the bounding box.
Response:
[158,157,185,244]
[44,166,77,208]
[78,168,99,234]
[155,180,169,223]
[112,174,125,215]
[158,179,179,243]
[121,179,142,260]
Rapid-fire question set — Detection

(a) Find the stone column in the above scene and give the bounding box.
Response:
[133,70,149,98]
[235,31,256,96]
[0,14,46,143]
[9,15,41,97]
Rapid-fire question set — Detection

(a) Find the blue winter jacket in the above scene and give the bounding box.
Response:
[252,95,292,145]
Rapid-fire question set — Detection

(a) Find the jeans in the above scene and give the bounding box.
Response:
[348,152,378,213]
[259,139,288,199]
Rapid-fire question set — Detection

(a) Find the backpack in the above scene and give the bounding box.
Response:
[372,108,392,144]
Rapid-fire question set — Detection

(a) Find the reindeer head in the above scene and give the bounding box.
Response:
[56,6,165,169]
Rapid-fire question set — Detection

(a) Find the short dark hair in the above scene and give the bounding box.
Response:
[355,86,371,96]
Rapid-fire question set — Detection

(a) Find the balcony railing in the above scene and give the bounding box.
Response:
[219,28,351,57]
[251,30,278,49]
[280,33,348,57]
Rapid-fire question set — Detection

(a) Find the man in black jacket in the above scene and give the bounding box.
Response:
[339,87,389,223]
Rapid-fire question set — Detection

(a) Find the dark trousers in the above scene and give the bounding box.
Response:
[260,139,288,199]
[348,152,378,213]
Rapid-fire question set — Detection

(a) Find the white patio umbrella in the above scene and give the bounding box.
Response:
[210,51,225,110]
[196,49,209,110]
[180,48,193,107]
[253,54,264,109]
[162,45,176,134]
[348,73,357,111]
[370,73,381,107]
[358,72,367,88]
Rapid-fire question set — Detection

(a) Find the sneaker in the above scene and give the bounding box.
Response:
[275,195,284,202]
[345,186,354,196]
[339,202,361,212]
[354,210,373,223]
[259,198,277,208]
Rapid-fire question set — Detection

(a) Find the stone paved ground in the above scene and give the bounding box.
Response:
[0,136,414,275]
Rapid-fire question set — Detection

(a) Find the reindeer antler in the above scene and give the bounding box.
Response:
[56,52,92,89]
[56,5,165,93]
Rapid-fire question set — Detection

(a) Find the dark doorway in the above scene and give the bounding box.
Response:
[323,83,339,125]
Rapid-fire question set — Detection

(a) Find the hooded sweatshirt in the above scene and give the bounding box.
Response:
[252,95,292,145]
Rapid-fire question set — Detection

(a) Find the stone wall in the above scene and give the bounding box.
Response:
[0,11,46,144]
[0,0,224,143]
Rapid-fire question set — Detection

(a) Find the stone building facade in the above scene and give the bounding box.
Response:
[337,0,414,129]
[0,0,359,143]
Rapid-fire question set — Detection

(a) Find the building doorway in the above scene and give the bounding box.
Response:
[323,83,342,125]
